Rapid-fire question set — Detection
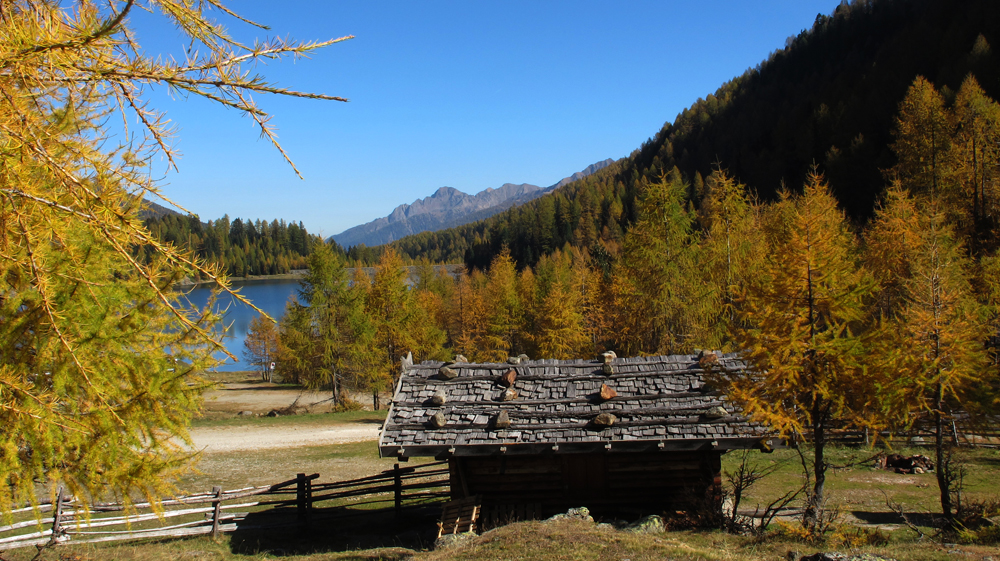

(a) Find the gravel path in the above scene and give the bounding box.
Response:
[187,423,380,453]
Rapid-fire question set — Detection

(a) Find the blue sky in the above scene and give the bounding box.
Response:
[135,1,841,237]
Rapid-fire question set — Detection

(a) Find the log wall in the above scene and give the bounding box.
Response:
[449,451,722,520]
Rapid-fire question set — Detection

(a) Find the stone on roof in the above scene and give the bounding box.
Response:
[378,353,770,458]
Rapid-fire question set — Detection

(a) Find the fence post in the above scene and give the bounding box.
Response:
[394,463,402,517]
[296,473,308,525]
[211,486,223,539]
[49,486,65,545]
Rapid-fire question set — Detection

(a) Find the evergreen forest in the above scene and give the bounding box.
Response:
[141,213,333,278]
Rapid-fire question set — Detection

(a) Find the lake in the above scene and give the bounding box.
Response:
[180,265,463,371]
[181,278,301,371]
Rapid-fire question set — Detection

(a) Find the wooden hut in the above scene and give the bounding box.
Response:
[378,353,772,522]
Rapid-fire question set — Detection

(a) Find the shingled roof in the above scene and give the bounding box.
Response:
[378,353,772,458]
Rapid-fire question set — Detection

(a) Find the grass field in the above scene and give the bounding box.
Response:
[5,373,997,560]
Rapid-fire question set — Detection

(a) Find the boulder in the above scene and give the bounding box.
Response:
[625,515,665,533]
[698,350,720,368]
[434,532,477,550]
[545,507,593,523]
[438,366,458,380]
[602,363,614,375]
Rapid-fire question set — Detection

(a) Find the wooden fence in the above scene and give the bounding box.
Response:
[0,461,449,551]
[819,417,1000,448]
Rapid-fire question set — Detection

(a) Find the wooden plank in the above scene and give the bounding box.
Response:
[437,495,482,538]
[0,528,51,545]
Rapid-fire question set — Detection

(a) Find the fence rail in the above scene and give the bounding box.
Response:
[0,461,448,551]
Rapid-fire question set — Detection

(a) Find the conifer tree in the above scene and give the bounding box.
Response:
[244,314,280,382]
[0,0,347,511]
[697,169,764,349]
[891,77,959,215]
[613,170,704,354]
[867,186,992,524]
[718,172,875,533]
[287,241,360,405]
[953,75,1000,251]
[482,250,525,361]
[355,248,445,409]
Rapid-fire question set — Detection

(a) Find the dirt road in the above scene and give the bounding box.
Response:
[189,381,382,454]
[187,423,380,453]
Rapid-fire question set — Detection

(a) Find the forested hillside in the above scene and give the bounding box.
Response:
[141,214,331,278]
[389,0,1000,270]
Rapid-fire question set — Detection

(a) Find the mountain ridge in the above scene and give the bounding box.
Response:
[331,159,614,248]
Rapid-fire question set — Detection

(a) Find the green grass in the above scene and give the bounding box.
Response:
[190,409,387,429]
[720,445,1000,519]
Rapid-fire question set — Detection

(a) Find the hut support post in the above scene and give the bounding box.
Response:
[394,463,402,517]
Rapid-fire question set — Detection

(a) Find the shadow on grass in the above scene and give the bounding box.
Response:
[850,510,940,528]
[228,504,440,557]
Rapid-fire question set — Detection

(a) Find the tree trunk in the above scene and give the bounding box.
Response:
[935,380,953,524]
[806,399,827,531]
[372,390,380,410]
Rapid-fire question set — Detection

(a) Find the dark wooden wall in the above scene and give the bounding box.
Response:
[449,451,722,521]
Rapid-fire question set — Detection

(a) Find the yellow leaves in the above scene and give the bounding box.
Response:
[1,0,346,514]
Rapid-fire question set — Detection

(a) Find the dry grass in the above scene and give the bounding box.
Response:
[11,518,1000,561]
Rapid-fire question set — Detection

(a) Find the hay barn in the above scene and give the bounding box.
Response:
[378,352,772,523]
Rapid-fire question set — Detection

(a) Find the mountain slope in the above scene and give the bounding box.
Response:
[387,0,1000,269]
[331,159,613,248]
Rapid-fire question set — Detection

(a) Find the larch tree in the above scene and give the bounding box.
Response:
[355,248,445,409]
[243,314,280,382]
[287,241,362,406]
[717,172,876,533]
[953,75,1000,251]
[891,77,960,221]
[696,169,764,350]
[0,0,348,513]
[613,170,704,355]
[529,251,591,360]
[482,249,525,361]
[867,188,991,524]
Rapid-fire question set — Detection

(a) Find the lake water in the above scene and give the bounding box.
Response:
[181,278,301,371]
